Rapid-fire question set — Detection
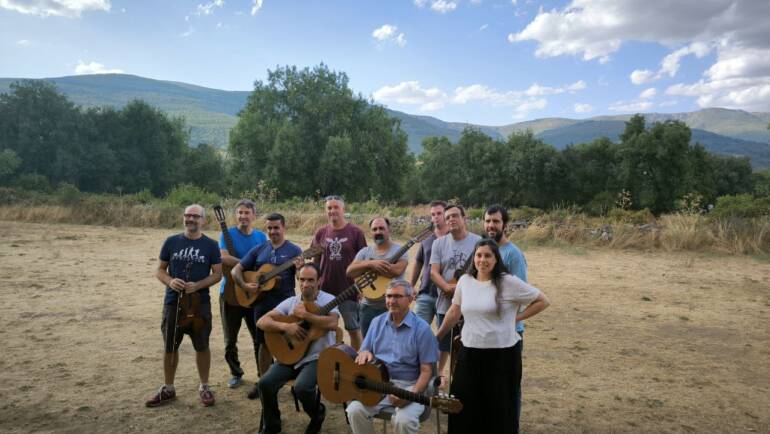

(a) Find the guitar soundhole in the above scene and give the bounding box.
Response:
[354,375,367,390]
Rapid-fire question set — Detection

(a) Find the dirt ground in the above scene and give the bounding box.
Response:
[0,221,768,433]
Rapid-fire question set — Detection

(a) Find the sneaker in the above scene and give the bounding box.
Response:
[247,382,260,400]
[305,402,325,434]
[145,385,176,407]
[199,386,215,407]
[227,376,242,388]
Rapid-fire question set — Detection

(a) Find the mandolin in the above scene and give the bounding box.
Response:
[361,223,433,301]
[264,272,378,365]
[213,205,239,306]
[234,245,324,307]
[317,344,463,413]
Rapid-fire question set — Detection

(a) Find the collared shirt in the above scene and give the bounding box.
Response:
[361,310,438,382]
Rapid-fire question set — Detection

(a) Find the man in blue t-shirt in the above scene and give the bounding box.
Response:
[232,212,303,400]
[484,204,528,426]
[218,199,268,392]
[146,204,222,408]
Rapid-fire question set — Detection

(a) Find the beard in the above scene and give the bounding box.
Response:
[487,230,502,243]
[374,234,385,245]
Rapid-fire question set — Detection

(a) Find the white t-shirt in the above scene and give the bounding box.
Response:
[452,273,540,349]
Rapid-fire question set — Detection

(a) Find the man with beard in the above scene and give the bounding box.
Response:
[232,213,302,400]
[346,217,408,337]
[410,200,448,327]
[146,204,222,408]
[311,196,367,349]
[484,204,528,427]
[256,263,339,434]
[218,199,268,391]
[429,204,481,378]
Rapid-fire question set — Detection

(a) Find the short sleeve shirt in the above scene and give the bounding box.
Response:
[452,274,540,348]
[240,241,303,302]
[415,234,438,298]
[274,291,340,368]
[361,310,439,382]
[499,241,528,333]
[311,223,367,300]
[218,227,267,294]
[429,232,482,314]
[159,233,221,305]
[354,243,408,308]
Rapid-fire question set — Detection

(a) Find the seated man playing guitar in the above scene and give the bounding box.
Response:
[346,280,439,434]
[256,263,339,434]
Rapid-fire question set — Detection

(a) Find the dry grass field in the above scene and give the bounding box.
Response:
[0,220,768,433]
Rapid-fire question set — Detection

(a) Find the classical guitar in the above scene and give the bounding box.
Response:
[213,205,239,306]
[317,344,463,413]
[235,245,324,307]
[362,223,433,301]
[265,272,378,365]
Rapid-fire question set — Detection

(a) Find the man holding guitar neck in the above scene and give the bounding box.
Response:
[256,263,339,434]
[346,280,438,434]
[346,217,408,338]
[146,204,222,408]
[218,199,267,392]
[231,212,302,399]
[429,204,481,380]
[310,196,367,350]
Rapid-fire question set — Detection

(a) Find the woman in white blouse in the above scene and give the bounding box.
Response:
[436,238,550,434]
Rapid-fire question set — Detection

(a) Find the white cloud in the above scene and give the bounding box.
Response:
[251,0,262,15]
[574,103,593,113]
[659,100,678,107]
[511,0,517,4]
[195,0,224,16]
[630,69,655,85]
[639,87,656,99]
[16,39,31,47]
[372,24,407,47]
[479,24,488,31]
[630,42,713,85]
[75,60,123,75]
[413,0,427,7]
[373,81,448,112]
[431,0,457,13]
[0,0,110,17]
[524,80,586,96]
[513,98,547,119]
[609,100,653,112]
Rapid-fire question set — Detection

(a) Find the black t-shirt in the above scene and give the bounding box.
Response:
[159,233,221,305]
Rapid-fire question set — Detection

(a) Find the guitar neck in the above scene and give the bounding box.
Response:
[386,240,414,264]
[220,223,236,256]
[359,377,430,406]
[318,273,372,315]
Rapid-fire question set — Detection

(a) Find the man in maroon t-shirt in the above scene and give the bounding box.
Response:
[311,195,367,349]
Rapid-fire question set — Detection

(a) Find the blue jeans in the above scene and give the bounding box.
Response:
[435,312,452,352]
[413,292,438,326]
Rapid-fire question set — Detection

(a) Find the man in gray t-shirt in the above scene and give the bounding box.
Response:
[430,204,482,376]
[346,217,408,337]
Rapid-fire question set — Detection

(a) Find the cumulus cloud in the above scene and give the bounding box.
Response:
[639,87,657,99]
[0,0,110,17]
[609,100,653,112]
[16,39,31,47]
[374,79,586,117]
[251,0,262,15]
[372,24,407,47]
[509,0,770,111]
[75,60,123,75]
[195,0,224,16]
[431,0,457,13]
[574,103,593,113]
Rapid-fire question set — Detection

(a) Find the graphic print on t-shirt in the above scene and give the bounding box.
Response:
[447,249,468,274]
[325,237,348,260]
[171,246,209,264]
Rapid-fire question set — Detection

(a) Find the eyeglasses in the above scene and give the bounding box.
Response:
[184,214,202,219]
[385,294,407,300]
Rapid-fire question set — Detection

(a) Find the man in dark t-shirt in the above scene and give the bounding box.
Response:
[146,204,222,408]
[232,212,303,399]
[310,196,367,350]
[410,200,448,327]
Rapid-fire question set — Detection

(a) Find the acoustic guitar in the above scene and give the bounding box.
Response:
[234,245,323,307]
[317,344,463,413]
[361,223,433,301]
[264,272,378,365]
[213,205,239,306]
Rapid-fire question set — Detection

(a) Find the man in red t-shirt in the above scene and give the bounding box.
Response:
[310,195,367,349]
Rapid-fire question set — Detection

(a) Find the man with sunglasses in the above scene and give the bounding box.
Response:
[310,195,367,349]
[146,204,222,408]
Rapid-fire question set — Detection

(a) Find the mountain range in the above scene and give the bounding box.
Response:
[1,74,769,168]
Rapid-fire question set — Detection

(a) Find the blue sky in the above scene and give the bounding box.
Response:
[1,0,768,125]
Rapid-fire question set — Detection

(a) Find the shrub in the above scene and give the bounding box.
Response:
[14,173,51,192]
[710,194,770,219]
[164,184,221,207]
[608,208,655,225]
[56,183,81,205]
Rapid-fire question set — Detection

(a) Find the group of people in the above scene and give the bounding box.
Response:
[146,196,550,434]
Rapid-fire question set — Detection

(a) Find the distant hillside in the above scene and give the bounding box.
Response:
[535,120,770,168]
[1,73,768,168]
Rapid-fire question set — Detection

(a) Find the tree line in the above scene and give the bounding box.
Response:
[0,65,767,215]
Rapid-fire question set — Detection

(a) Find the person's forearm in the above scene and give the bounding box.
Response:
[436,305,461,339]
[346,261,369,278]
[303,313,338,330]
[195,270,222,290]
[231,265,247,287]
[412,365,432,394]
[430,268,451,292]
[155,269,172,286]
[517,297,550,322]
[257,314,284,332]
[221,255,240,267]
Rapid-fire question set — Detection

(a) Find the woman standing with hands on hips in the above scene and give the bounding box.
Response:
[436,238,550,434]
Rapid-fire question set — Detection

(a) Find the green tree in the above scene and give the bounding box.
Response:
[0,149,21,183]
[181,143,226,194]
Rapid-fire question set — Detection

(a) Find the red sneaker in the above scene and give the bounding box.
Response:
[145,385,176,407]
[199,387,215,407]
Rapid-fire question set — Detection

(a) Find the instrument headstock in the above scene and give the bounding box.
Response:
[303,244,324,259]
[355,272,377,290]
[430,392,463,414]
[213,205,227,226]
